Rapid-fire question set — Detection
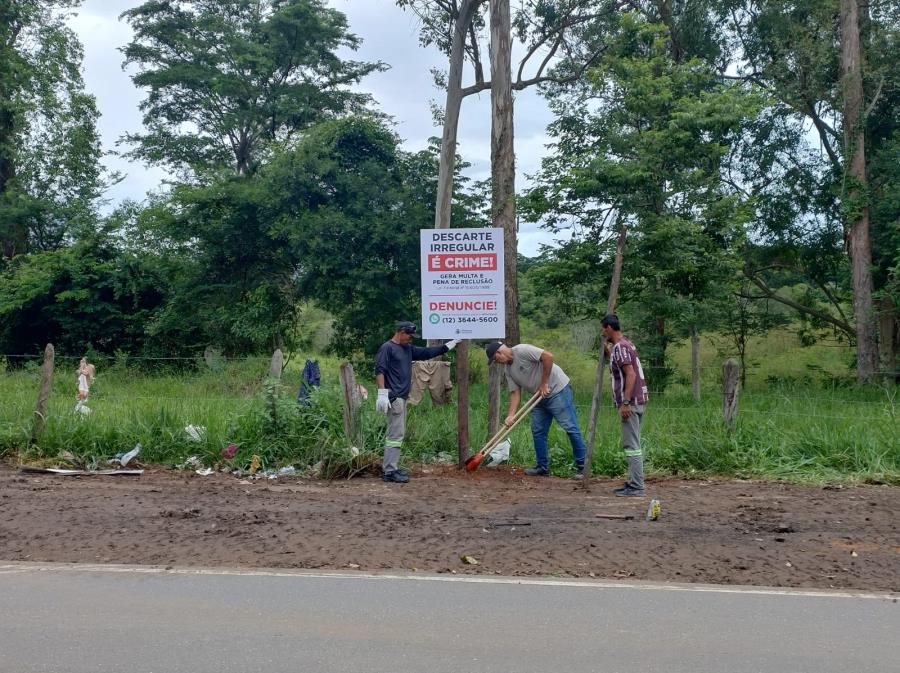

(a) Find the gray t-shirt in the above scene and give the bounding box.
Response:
[505,344,570,397]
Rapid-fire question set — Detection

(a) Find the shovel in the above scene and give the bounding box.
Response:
[465,391,542,471]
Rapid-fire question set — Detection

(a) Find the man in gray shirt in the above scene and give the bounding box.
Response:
[485,342,587,478]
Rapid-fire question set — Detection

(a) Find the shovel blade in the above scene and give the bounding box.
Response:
[465,451,486,471]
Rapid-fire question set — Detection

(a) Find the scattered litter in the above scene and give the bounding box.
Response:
[18,466,143,476]
[349,446,360,457]
[195,467,214,476]
[646,499,661,522]
[74,404,91,415]
[177,456,203,470]
[220,443,237,460]
[277,466,297,476]
[595,513,636,521]
[431,452,454,465]
[249,454,261,475]
[346,563,361,570]
[460,555,480,565]
[851,550,858,557]
[108,444,141,468]
[184,425,205,442]
[481,439,510,467]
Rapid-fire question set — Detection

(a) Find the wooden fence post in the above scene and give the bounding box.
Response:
[31,344,55,446]
[339,362,361,445]
[584,224,627,487]
[269,348,284,380]
[691,327,701,403]
[723,358,740,429]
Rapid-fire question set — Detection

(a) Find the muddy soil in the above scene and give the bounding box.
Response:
[1,462,897,592]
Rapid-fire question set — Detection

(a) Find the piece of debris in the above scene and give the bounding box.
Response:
[221,443,237,460]
[108,444,141,468]
[177,456,203,470]
[17,466,143,476]
[595,513,636,520]
[184,425,205,442]
[195,467,214,476]
[249,454,261,475]
[646,499,661,521]
[460,555,480,565]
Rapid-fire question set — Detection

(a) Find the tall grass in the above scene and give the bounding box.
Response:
[1,335,897,484]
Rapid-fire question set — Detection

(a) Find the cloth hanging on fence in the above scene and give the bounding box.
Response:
[297,359,321,406]
[408,361,452,406]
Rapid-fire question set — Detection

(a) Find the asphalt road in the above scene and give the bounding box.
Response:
[1,563,897,673]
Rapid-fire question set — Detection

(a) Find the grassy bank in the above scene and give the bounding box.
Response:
[1,344,897,484]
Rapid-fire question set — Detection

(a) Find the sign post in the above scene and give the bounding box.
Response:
[420,228,506,339]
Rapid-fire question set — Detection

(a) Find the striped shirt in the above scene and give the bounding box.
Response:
[609,338,648,407]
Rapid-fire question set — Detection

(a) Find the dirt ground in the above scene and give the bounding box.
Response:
[1,460,898,592]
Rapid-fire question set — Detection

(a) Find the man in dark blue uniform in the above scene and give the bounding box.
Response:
[375,321,459,483]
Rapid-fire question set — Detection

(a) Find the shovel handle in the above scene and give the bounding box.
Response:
[479,391,542,454]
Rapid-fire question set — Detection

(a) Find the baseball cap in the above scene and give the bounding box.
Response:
[485,341,503,363]
[395,321,420,337]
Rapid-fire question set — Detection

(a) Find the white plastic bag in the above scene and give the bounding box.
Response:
[184,424,205,442]
[483,439,511,467]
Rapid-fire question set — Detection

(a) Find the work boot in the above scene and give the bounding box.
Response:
[614,485,645,497]
[523,466,549,477]
[382,470,409,483]
[571,466,586,481]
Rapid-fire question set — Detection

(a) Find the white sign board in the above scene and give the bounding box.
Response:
[420,228,505,339]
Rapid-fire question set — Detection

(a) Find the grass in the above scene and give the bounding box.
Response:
[1,329,897,485]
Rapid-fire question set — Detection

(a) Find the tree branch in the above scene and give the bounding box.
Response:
[742,268,853,337]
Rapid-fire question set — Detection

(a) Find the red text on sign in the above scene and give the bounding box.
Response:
[428,254,497,271]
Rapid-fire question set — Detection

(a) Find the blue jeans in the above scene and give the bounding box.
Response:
[530,384,586,471]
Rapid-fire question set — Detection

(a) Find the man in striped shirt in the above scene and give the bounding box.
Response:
[601,314,648,497]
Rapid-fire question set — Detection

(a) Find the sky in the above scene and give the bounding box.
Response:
[67,0,569,256]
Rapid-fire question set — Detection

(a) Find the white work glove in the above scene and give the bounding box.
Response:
[444,338,461,351]
[376,389,391,414]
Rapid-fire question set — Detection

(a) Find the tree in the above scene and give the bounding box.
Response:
[272,119,489,355]
[722,0,899,382]
[525,14,758,387]
[0,211,169,356]
[121,0,384,177]
[133,117,488,356]
[398,0,622,343]
[1,0,105,259]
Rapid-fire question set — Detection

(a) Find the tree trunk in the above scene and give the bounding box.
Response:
[488,0,516,439]
[840,0,878,383]
[433,0,481,463]
[1,108,24,259]
[490,0,517,346]
[875,297,898,382]
[434,0,481,231]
